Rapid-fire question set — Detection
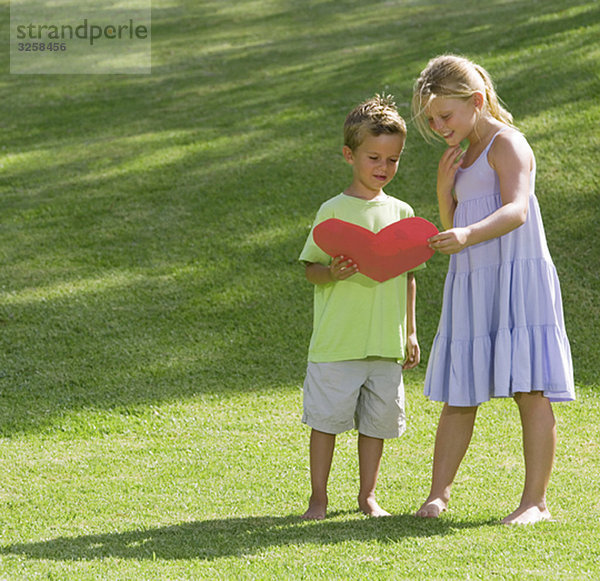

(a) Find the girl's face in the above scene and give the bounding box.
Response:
[426,95,481,146]
[343,133,405,199]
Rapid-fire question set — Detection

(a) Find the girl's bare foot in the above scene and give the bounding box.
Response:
[415,497,448,518]
[358,494,391,517]
[501,504,552,525]
[301,497,327,520]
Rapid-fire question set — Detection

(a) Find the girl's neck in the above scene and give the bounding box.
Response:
[461,118,505,168]
[468,116,504,146]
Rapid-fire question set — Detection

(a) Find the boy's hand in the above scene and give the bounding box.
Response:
[329,255,359,281]
[402,334,420,369]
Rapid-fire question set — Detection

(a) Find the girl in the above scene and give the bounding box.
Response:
[411,55,575,525]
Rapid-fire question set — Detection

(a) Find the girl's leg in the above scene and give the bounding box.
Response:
[416,404,478,518]
[302,429,336,520]
[357,433,390,517]
[502,391,556,525]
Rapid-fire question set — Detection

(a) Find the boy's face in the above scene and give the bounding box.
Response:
[343,133,405,199]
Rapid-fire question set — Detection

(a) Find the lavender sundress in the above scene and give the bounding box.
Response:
[424,130,575,406]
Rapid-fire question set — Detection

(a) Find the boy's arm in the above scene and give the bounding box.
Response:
[402,272,420,369]
[305,255,359,285]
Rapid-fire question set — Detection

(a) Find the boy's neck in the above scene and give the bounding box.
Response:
[343,187,385,201]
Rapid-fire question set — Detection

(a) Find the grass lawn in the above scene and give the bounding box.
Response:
[0,0,599,579]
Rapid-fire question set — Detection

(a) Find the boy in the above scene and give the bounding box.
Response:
[299,94,421,520]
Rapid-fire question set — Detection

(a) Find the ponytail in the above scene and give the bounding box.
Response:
[473,63,514,127]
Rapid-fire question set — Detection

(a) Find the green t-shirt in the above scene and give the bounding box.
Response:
[300,193,423,363]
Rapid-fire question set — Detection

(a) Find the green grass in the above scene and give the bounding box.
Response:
[0,0,599,579]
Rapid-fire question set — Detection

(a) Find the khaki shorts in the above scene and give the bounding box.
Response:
[302,359,406,439]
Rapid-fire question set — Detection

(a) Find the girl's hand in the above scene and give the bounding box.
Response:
[437,145,464,193]
[329,255,359,280]
[428,227,471,255]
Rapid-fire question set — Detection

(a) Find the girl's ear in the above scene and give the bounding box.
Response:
[342,145,354,164]
[472,91,485,111]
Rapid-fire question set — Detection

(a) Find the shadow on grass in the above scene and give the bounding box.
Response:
[0,513,497,562]
[0,0,597,438]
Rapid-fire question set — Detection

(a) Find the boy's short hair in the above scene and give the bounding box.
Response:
[344,94,407,151]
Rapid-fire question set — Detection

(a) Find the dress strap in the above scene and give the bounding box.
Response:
[484,127,510,154]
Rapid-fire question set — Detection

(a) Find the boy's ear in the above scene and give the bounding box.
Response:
[342,145,354,164]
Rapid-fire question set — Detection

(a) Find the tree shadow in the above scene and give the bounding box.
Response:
[0,513,497,562]
[0,0,597,437]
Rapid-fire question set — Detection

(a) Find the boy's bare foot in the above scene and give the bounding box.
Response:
[415,497,448,518]
[301,497,327,520]
[358,494,391,517]
[501,504,552,525]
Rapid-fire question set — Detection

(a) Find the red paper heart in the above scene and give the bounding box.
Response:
[313,217,438,282]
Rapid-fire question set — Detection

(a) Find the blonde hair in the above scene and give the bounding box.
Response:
[412,54,515,142]
[344,93,407,151]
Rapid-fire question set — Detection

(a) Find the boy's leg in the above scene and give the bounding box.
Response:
[357,433,390,517]
[355,359,405,517]
[302,429,336,520]
[416,403,478,518]
[502,391,555,525]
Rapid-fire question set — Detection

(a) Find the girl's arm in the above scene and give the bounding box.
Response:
[430,131,532,254]
[403,273,420,369]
